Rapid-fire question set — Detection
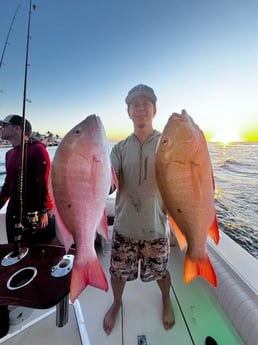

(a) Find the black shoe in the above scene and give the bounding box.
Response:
[0,306,9,338]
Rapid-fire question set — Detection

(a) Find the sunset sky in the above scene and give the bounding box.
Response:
[0,0,257,142]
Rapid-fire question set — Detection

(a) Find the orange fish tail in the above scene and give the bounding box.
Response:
[183,253,217,287]
[70,258,108,303]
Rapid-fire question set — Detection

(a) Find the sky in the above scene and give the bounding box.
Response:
[0,0,258,142]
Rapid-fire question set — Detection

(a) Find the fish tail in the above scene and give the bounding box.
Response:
[183,253,217,287]
[70,257,108,303]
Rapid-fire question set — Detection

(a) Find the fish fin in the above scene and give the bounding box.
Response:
[111,166,119,191]
[48,168,55,207]
[97,209,109,240]
[191,163,203,203]
[54,208,74,252]
[70,257,108,303]
[184,253,217,287]
[208,214,220,245]
[211,169,216,191]
[48,173,74,252]
[168,216,187,250]
[91,158,100,194]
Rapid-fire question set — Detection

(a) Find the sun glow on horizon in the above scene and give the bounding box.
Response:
[211,128,242,145]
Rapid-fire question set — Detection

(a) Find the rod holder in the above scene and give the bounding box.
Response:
[1,247,29,266]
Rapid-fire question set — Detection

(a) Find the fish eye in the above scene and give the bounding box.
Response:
[161,137,168,146]
[74,128,81,135]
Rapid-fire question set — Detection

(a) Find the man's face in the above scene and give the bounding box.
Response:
[128,96,156,129]
[0,123,17,140]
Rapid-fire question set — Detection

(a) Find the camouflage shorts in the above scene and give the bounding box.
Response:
[109,230,170,282]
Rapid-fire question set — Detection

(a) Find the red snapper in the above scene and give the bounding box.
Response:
[50,114,118,302]
[155,110,219,287]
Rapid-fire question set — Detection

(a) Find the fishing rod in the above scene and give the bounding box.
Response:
[0,4,21,95]
[0,4,21,72]
[14,0,35,255]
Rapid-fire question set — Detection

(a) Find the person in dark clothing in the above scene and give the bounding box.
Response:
[0,114,56,338]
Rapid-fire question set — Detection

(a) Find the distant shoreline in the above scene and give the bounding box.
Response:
[0,144,12,148]
[0,142,59,149]
[0,141,257,150]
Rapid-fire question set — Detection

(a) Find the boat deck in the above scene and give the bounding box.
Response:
[0,241,245,345]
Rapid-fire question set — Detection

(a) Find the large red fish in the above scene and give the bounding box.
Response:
[50,114,118,302]
[155,110,219,287]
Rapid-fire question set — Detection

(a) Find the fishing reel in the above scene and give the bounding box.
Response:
[24,211,40,234]
[2,212,40,265]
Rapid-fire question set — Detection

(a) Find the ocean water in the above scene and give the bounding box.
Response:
[208,142,258,260]
[0,142,257,260]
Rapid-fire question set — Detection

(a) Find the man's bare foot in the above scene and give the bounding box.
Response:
[162,297,175,329]
[103,302,121,335]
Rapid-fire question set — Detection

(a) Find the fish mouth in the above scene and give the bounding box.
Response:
[84,114,105,134]
[171,113,185,122]
[85,114,101,125]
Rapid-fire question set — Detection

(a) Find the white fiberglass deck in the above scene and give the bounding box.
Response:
[0,241,246,345]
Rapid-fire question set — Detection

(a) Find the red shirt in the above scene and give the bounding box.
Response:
[0,139,53,217]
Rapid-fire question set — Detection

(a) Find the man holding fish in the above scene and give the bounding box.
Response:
[48,83,218,335]
[103,84,175,334]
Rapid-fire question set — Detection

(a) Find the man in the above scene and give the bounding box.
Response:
[103,85,175,335]
[0,114,55,337]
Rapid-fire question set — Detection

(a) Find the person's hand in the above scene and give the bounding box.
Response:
[37,212,49,230]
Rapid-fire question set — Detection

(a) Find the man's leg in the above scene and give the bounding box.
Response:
[156,270,175,329]
[103,276,126,334]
